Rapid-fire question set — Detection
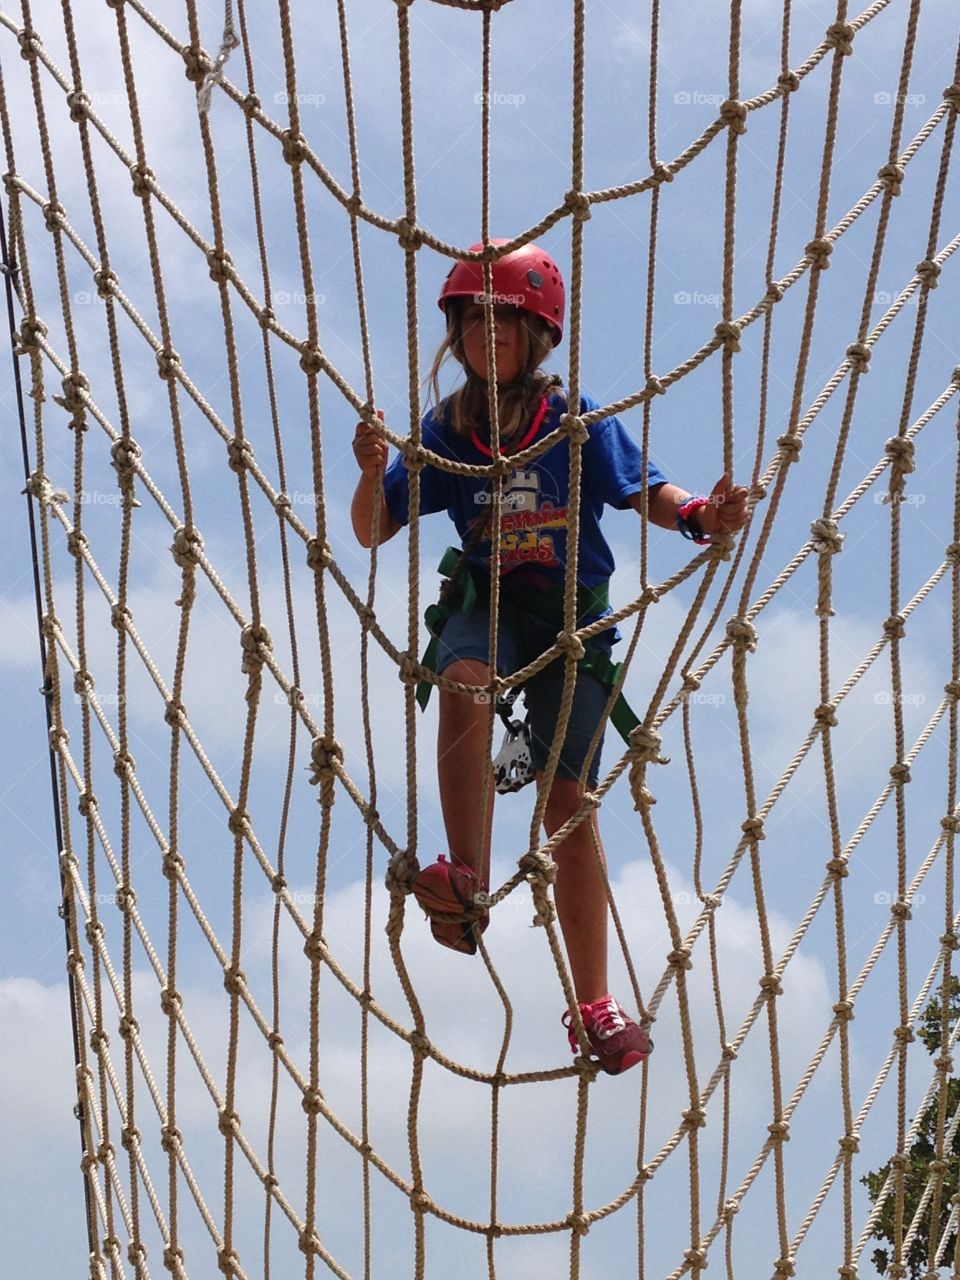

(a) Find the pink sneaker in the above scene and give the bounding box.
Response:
[562,996,653,1075]
[411,854,488,955]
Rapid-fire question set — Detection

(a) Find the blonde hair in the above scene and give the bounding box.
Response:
[426,300,562,441]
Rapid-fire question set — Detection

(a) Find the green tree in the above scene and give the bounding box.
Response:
[861,976,959,1278]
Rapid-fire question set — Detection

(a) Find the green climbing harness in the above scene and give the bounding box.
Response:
[416,547,640,743]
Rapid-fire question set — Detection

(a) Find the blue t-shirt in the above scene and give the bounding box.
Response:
[382,391,667,598]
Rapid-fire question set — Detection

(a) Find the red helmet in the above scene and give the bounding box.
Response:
[438,239,565,346]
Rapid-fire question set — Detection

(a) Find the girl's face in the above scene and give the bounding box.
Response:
[458,302,528,385]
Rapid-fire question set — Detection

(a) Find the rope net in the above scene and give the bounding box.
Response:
[4,0,960,1276]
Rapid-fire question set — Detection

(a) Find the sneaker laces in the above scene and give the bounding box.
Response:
[587,997,627,1041]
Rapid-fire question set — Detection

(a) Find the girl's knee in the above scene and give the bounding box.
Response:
[543,775,587,831]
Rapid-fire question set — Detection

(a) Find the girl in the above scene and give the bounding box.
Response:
[351,241,748,1074]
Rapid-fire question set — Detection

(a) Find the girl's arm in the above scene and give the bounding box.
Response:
[351,421,402,548]
[630,475,749,536]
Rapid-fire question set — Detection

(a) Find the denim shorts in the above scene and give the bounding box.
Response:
[436,604,614,788]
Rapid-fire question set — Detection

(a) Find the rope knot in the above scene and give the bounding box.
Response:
[941,813,960,833]
[560,412,590,445]
[759,974,783,997]
[384,849,418,895]
[719,97,747,134]
[805,237,833,270]
[520,849,558,887]
[833,999,855,1021]
[181,45,208,84]
[890,898,912,921]
[845,342,871,374]
[159,986,182,1016]
[118,1013,139,1041]
[776,432,802,461]
[628,723,668,765]
[57,371,90,416]
[877,162,905,196]
[15,315,48,353]
[943,83,960,112]
[65,947,85,975]
[240,623,273,675]
[563,189,592,220]
[838,1133,859,1153]
[882,613,906,640]
[206,248,232,284]
[644,373,666,397]
[94,267,118,299]
[825,21,855,55]
[66,90,91,123]
[941,930,959,950]
[216,1247,241,1276]
[281,129,308,166]
[741,816,765,841]
[686,1105,706,1136]
[725,616,758,652]
[268,1031,285,1050]
[815,704,839,729]
[765,280,785,305]
[889,761,911,785]
[810,517,844,554]
[222,965,246,996]
[668,947,693,972]
[110,437,142,497]
[164,698,187,729]
[566,1212,591,1237]
[773,1258,796,1278]
[714,320,741,352]
[156,346,181,381]
[66,530,88,558]
[556,630,586,661]
[914,258,941,291]
[308,735,343,784]
[113,748,136,777]
[301,1085,323,1115]
[825,858,849,882]
[129,163,154,199]
[299,344,323,376]
[683,1248,708,1271]
[651,161,674,185]
[305,537,333,572]
[398,651,421,686]
[767,1120,790,1143]
[17,26,41,60]
[242,93,261,117]
[77,790,98,817]
[401,438,427,473]
[226,808,249,837]
[226,435,255,474]
[163,1244,186,1273]
[170,525,204,570]
[777,70,800,94]
[396,217,423,250]
[884,436,915,469]
[945,543,960,567]
[217,1108,241,1138]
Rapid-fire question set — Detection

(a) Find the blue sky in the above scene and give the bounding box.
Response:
[2,0,960,1276]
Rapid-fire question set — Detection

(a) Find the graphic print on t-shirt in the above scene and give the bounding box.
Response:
[496,466,568,568]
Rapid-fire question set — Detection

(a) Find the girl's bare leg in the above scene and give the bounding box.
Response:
[437,659,495,885]
[543,775,609,1004]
